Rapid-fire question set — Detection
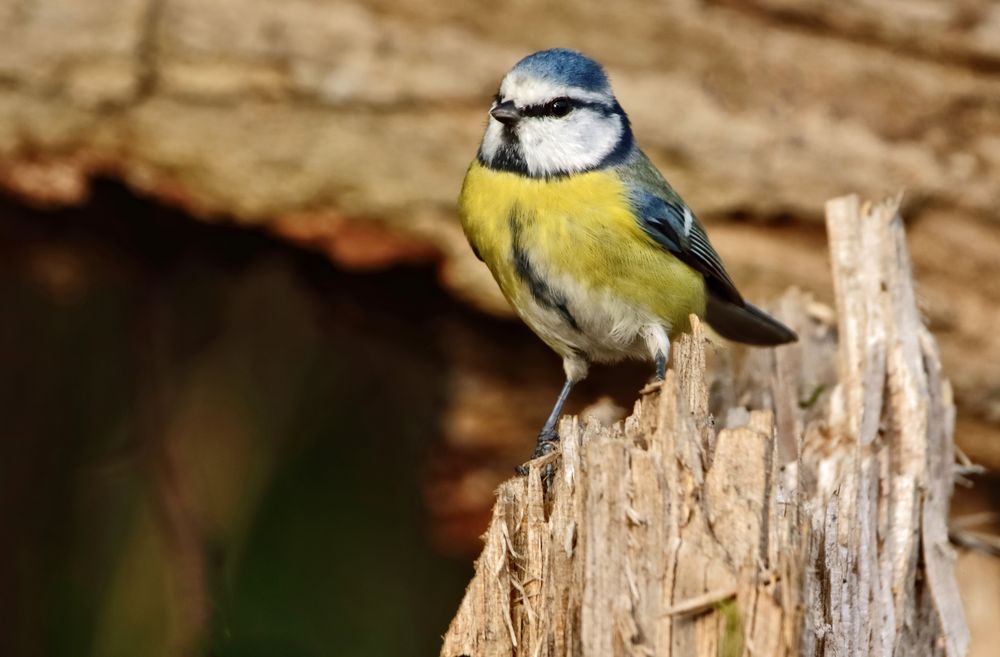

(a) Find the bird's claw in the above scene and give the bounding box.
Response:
[515,429,560,476]
[532,428,559,458]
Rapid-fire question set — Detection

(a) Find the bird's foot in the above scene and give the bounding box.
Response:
[532,428,560,459]
[515,429,560,477]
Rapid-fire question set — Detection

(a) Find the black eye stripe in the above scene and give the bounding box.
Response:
[521,98,573,118]
[520,98,613,118]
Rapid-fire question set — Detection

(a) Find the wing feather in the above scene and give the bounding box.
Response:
[619,151,797,345]
[629,184,742,304]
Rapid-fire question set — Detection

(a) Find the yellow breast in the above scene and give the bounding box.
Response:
[458,161,705,338]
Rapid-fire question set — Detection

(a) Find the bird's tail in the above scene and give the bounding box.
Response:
[705,296,797,346]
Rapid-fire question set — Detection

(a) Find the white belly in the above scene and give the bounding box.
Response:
[514,270,669,365]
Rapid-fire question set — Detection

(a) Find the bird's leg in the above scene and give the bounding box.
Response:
[534,377,573,457]
[517,355,587,478]
[645,324,671,381]
[516,377,574,476]
[654,350,667,381]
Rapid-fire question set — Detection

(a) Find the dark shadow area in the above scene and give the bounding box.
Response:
[0,181,478,657]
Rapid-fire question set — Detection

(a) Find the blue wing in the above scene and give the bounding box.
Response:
[621,152,796,345]
[628,185,743,305]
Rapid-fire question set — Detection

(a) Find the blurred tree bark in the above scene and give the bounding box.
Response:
[440,196,969,656]
[1,0,998,472]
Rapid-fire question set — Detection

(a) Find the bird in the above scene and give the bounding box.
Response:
[458,48,797,464]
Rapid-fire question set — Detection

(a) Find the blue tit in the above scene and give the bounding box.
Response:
[459,48,796,461]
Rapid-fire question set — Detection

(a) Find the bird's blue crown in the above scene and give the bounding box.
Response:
[510,49,611,93]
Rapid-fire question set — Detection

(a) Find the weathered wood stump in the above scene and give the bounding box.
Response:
[440,196,969,657]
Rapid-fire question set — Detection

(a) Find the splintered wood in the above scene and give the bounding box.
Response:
[440,196,970,657]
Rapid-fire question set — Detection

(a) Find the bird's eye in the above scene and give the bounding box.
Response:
[546,97,573,118]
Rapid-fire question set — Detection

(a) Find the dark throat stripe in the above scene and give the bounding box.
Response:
[507,206,580,332]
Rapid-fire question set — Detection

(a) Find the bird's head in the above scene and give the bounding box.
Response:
[478,49,634,178]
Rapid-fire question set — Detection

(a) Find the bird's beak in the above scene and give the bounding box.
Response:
[490,100,521,125]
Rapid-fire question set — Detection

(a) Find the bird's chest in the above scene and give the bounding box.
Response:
[459,164,657,357]
[459,164,639,290]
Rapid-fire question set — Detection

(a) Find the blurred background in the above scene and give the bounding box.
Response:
[1,1,999,655]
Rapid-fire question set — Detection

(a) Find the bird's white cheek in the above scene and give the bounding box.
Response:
[521,114,622,177]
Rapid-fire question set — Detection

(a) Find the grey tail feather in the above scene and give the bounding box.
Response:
[705,296,798,346]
